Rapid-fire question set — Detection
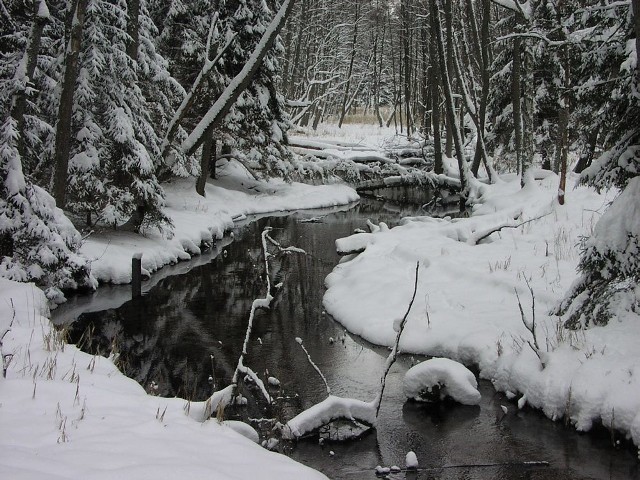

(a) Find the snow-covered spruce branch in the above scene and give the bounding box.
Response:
[281,262,421,440]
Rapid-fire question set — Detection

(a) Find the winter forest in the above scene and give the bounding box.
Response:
[1,0,640,478]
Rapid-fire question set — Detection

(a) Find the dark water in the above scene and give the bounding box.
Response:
[53,191,639,480]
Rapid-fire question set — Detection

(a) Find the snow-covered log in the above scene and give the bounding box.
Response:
[403,358,481,406]
[281,395,377,440]
[355,172,460,192]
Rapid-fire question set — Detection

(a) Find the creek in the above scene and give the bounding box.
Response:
[53,189,639,480]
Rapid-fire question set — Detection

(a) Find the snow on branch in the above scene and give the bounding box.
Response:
[490,0,531,21]
[161,14,238,156]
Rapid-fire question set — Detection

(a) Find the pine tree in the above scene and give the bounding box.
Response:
[214,0,292,176]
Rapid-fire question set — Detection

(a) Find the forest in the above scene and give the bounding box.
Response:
[1,0,638,343]
[1,1,640,477]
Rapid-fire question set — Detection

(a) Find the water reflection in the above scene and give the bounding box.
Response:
[55,190,639,480]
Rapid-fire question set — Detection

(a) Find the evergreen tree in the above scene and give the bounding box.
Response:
[215,0,292,176]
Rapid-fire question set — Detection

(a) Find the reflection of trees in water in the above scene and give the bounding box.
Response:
[66,201,408,411]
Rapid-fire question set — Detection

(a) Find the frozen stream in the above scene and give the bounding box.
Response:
[53,192,639,480]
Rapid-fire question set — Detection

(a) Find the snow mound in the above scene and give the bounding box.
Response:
[403,358,481,406]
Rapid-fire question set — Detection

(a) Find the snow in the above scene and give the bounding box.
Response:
[281,395,377,440]
[322,166,640,451]
[82,160,358,284]
[0,279,327,480]
[403,358,481,406]
[405,451,418,469]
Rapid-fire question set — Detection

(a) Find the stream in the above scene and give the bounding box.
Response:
[53,190,639,480]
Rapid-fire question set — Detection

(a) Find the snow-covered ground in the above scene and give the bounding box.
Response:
[0,279,328,480]
[323,166,640,453]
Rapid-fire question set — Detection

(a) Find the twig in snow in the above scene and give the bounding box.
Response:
[514,276,542,362]
[1,298,16,378]
[374,261,420,416]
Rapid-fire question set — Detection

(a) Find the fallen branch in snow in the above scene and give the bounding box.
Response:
[1,298,16,378]
[281,395,377,440]
[374,262,420,416]
[468,212,552,245]
[280,263,421,440]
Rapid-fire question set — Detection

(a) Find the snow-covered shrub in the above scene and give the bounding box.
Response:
[555,2,639,328]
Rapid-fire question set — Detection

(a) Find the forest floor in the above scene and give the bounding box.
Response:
[1,123,638,480]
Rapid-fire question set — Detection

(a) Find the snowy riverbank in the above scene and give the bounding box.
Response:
[324,170,640,454]
[0,163,363,479]
[0,279,328,479]
[81,160,358,284]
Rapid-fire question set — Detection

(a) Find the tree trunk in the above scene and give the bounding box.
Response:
[286,0,307,99]
[52,0,88,208]
[401,0,412,137]
[471,0,491,178]
[420,20,429,134]
[511,34,523,181]
[430,7,443,175]
[444,0,454,158]
[432,0,468,207]
[338,2,360,128]
[12,0,48,161]
[196,125,215,197]
[126,0,140,59]
[574,126,599,174]
[633,0,640,83]
[556,12,570,205]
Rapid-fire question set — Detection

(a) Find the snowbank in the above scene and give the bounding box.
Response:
[403,358,481,405]
[323,172,640,452]
[0,279,327,480]
[82,161,358,284]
